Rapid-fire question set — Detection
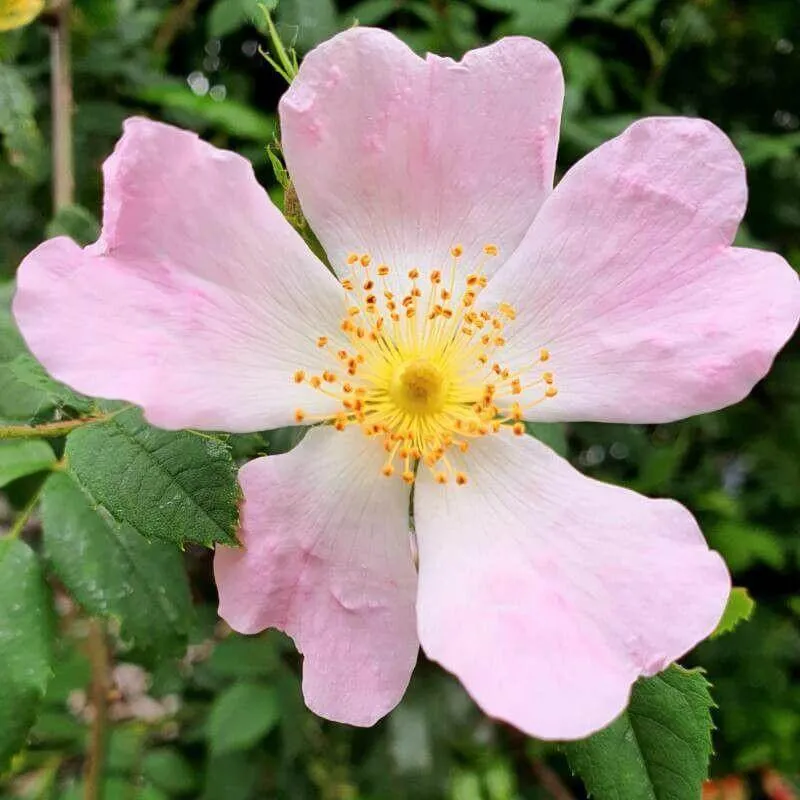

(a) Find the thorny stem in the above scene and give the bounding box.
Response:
[0,413,114,440]
[83,620,112,800]
[46,0,74,212]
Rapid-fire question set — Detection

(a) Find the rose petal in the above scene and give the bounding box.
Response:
[414,433,730,740]
[486,117,800,423]
[13,117,347,431]
[280,28,563,279]
[215,426,418,726]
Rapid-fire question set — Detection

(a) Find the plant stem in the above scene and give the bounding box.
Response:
[531,759,576,800]
[84,620,111,800]
[48,0,74,211]
[0,414,112,440]
[6,485,44,541]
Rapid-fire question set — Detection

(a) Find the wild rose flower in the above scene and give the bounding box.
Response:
[13,28,800,739]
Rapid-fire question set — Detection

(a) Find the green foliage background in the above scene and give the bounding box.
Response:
[0,0,798,798]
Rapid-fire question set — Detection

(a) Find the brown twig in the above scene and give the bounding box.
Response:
[83,620,111,800]
[531,758,577,800]
[0,414,113,440]
[153,0,200,54]
[47,0,74,211]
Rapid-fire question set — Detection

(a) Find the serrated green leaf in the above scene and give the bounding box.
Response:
[563,665,714,800]
[0,439,55,487]
[712,587,755,639]
[206,683,281,755]
[41,471,194,657]
[64,408,239,547]
[0,538,55,770]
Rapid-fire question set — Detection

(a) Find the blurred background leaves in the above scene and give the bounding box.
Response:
[0,0,799,798]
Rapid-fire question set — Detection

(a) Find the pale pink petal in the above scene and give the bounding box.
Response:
[414,434,730,740]
[280,28,563,279]
[13,117,347,431]
[486,117,800,423]
[215,426,418,726]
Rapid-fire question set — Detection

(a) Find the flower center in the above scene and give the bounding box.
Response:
[291,245,557,485]
[391,359,447,414]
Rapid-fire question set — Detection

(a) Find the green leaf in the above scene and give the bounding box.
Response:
[345,0,397,25]
[0,63,46,179]
[564,665,715,800]
[712,587,755,639]
[0,440,55,487]
[205,634,282,680]
[525,422,568,457]
[206,683,281,755]
[0,538,55,770]
[142,748,198,794]
[275,0,337,51]
[41,471,194,657]
[45,204,101,246]
[64,408,239,547]
[207,0,261,38]
[134,83,275,141]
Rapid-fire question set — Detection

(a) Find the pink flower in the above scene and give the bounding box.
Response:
[14,28,800,739]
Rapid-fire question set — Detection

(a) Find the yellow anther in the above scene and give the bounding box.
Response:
[294,409,306,423]
[296,245,558,485]
[498,302,516,320]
